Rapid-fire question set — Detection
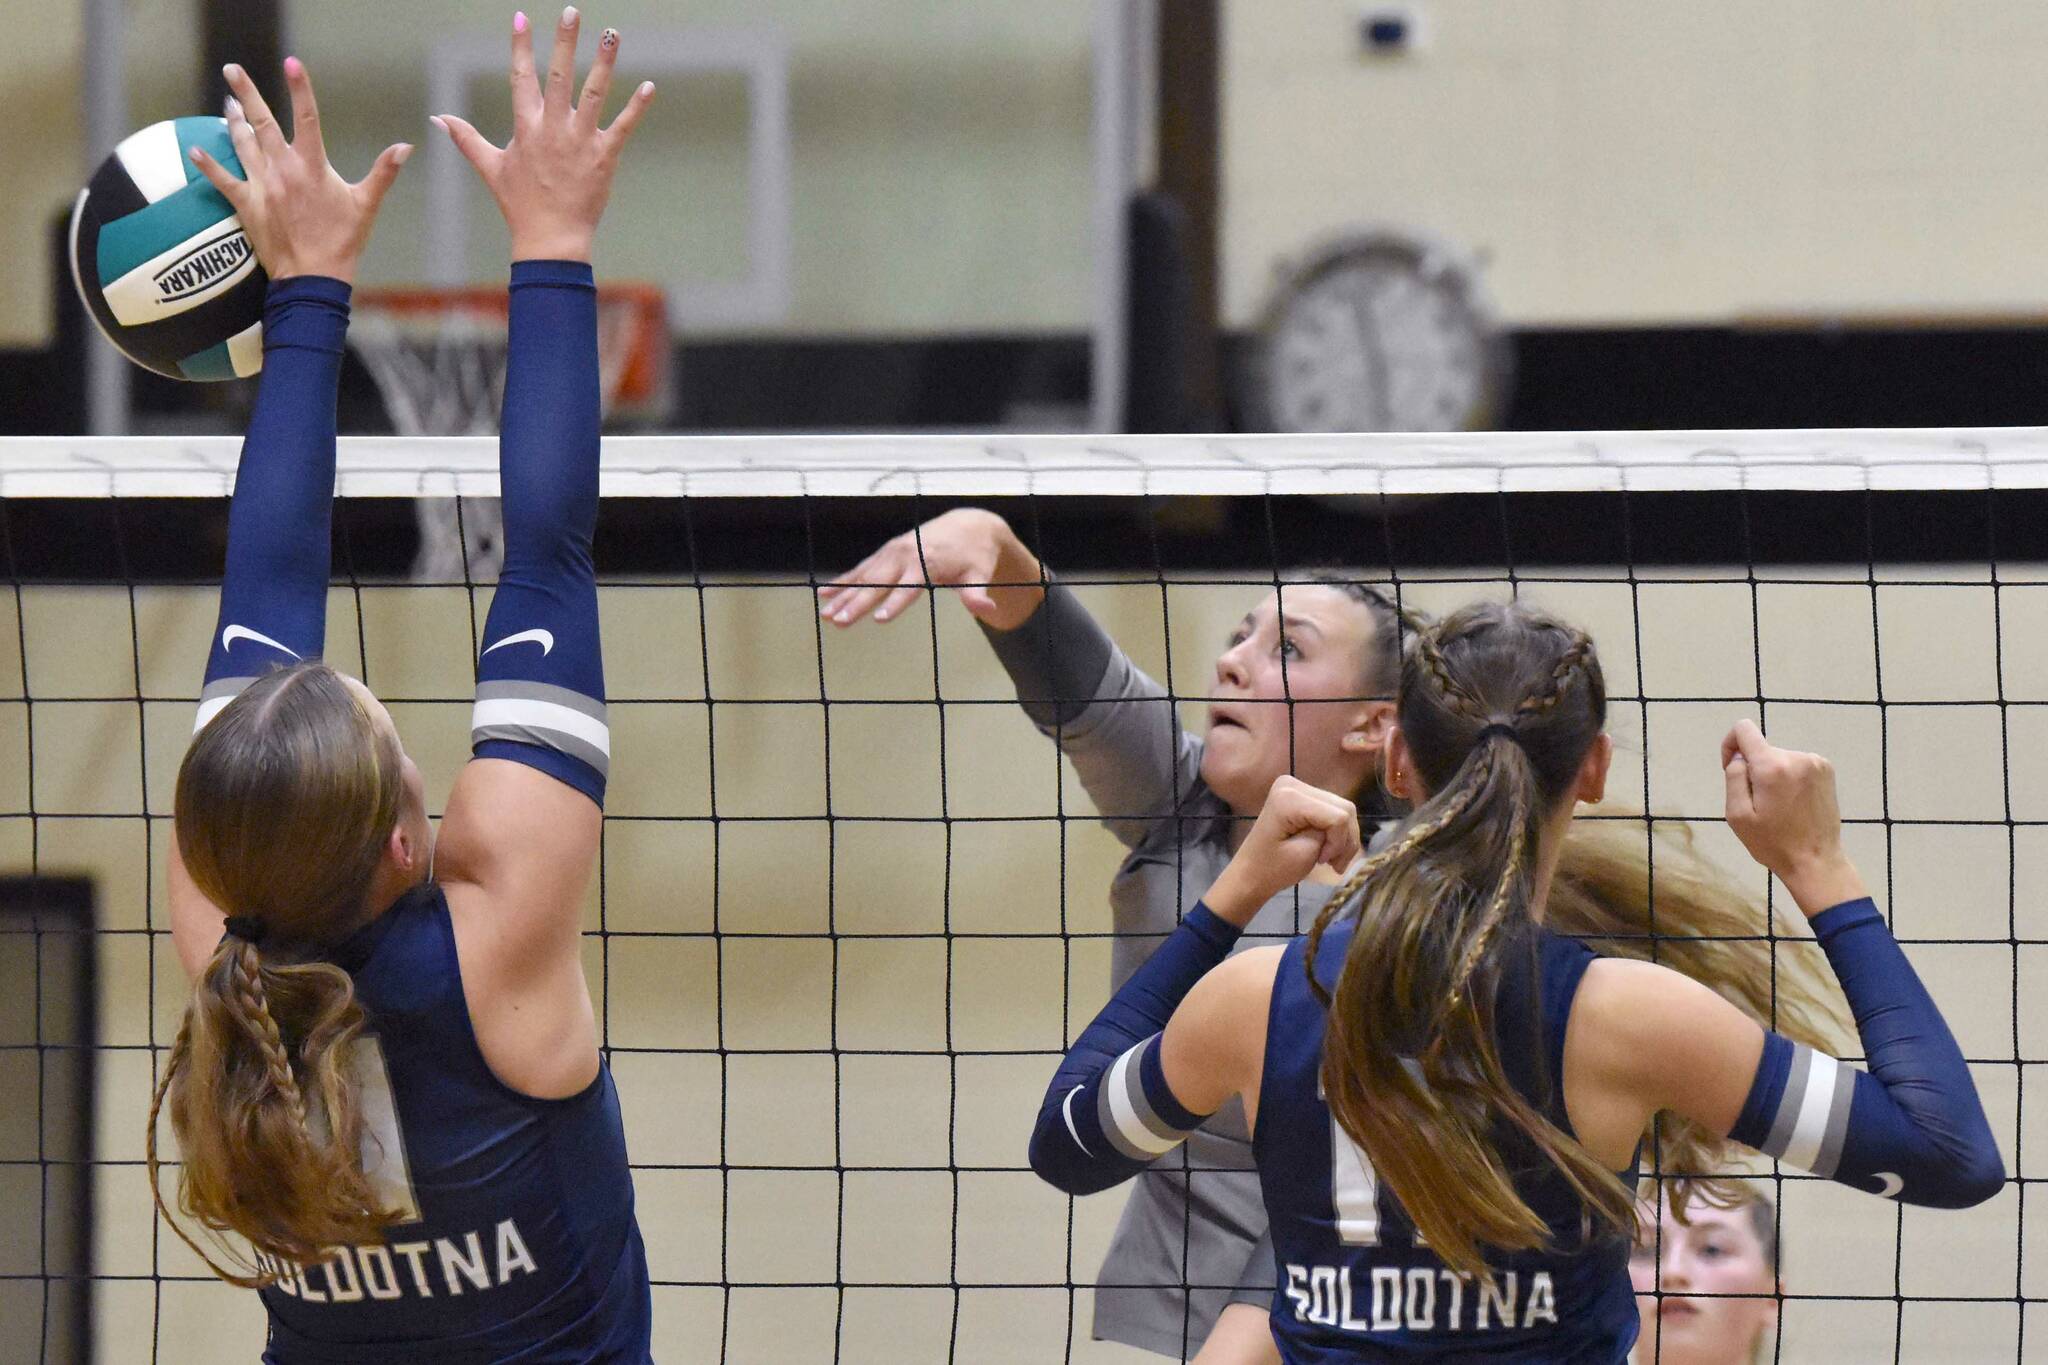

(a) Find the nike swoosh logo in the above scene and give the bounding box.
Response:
[1061,1086,1093,1158]
[221,624,301,659]
[1872,1171,1904,1199]
[482,628,554,657]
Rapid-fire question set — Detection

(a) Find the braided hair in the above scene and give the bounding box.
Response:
[147,662,409,1284]
[1303,599,1627,1280]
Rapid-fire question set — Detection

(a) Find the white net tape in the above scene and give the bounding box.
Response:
[4,428,2048,499]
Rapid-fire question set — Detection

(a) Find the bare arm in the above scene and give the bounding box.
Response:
[1160,945,1284,1127]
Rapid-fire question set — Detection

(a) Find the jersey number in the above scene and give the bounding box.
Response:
[1330,1114,1383,1245]
[354,1036,424,1223]
[1330,1115,1426,1248]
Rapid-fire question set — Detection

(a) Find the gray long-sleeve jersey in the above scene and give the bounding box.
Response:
[983,578,1360,1359]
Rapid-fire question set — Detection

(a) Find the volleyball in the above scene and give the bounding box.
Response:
[68,116,267,381]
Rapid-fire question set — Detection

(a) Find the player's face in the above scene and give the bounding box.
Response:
[1629,1201,1777,1365]
[1200,586,1392,817]
[342,675,434,880]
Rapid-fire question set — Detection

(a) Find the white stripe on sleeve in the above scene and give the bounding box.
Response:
[1780,1049,1842,1172]
[1104,1046,1180,1157]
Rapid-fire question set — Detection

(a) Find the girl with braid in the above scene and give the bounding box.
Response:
[826,515,1850,1363]
[1030,601,2002,1362]
[149,15,655,1361]
[824,509,1408,1360]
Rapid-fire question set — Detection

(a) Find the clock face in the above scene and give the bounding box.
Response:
[1248,235,1505,433]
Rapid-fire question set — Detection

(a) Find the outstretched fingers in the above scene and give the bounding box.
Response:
[576,25,619,129]
[281,55,324,162]
[544,6,582,117]
[222,63,288,160]
[870,576,933,625]
[187,143,251,213]
[602,78,655,152]
[825,573,912,626]
[432,114,503,183]
[353,142,415,214]
[223,96,267,181]
[509,10,542,124]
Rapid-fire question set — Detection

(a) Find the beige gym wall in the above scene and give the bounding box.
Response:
[1222,2,2048,328]
[4,554,2039,1360]
[25,4,2048,348]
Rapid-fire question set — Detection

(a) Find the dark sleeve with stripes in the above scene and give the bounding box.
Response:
[1028,903,1239,1196]
[196,277,350,729]
[1726,898,2004,1208]
[470,260,608,806]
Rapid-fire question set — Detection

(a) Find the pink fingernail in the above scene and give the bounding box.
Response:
[513,11,528,33]
[562,6,578,26]
[429,114,448,132]
[284,55,303,77]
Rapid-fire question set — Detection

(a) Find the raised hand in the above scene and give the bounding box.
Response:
[1721,717,1868,916]
[819,508,1047,630]
[434,8,655,262]
[187,59,411,284]
[1204,775,1362,927]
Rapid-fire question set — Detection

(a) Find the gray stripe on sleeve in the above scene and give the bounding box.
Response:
[1119,1039,1185,1146]
[1095,1084,1152,1163]
[201,676,256,703]
[1762,1044,1814,1158]
[470,724,611,778]
[474,679,608,721]
[1811,1058,1859,1179]
[1093,1039,1175,1163]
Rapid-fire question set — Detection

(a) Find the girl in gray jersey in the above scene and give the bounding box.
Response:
[823,509,1406,1362]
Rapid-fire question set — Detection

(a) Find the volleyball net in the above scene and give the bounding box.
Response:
[0,430,2041,1363]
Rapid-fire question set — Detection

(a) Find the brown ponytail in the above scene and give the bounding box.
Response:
[148,662,410,1283]
[1304,601,1625,1279]
[1548,821,1849,1226]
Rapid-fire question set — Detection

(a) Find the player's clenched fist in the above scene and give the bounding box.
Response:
[1205,775,1362,927]
[1721,717,1867,917]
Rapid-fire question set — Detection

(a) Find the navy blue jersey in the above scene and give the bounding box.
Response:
[1255,918,1640,1363]
[253,884,651,1364]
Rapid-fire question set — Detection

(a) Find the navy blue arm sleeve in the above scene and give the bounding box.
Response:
[469,260,609,806]
[1728,898,2004,1208]
[197,277,351,730]
[1029,903,1239,1195]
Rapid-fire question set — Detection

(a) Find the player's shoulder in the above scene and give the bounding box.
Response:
[1214,940,1288,990]
[1569,956,1734,1078]
[1177,943,1286,1048]
[1576,954,1720,1010]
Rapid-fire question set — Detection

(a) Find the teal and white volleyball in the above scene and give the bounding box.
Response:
[68,117,268,382]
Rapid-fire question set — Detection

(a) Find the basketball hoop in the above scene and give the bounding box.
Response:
[349,283,669,581]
